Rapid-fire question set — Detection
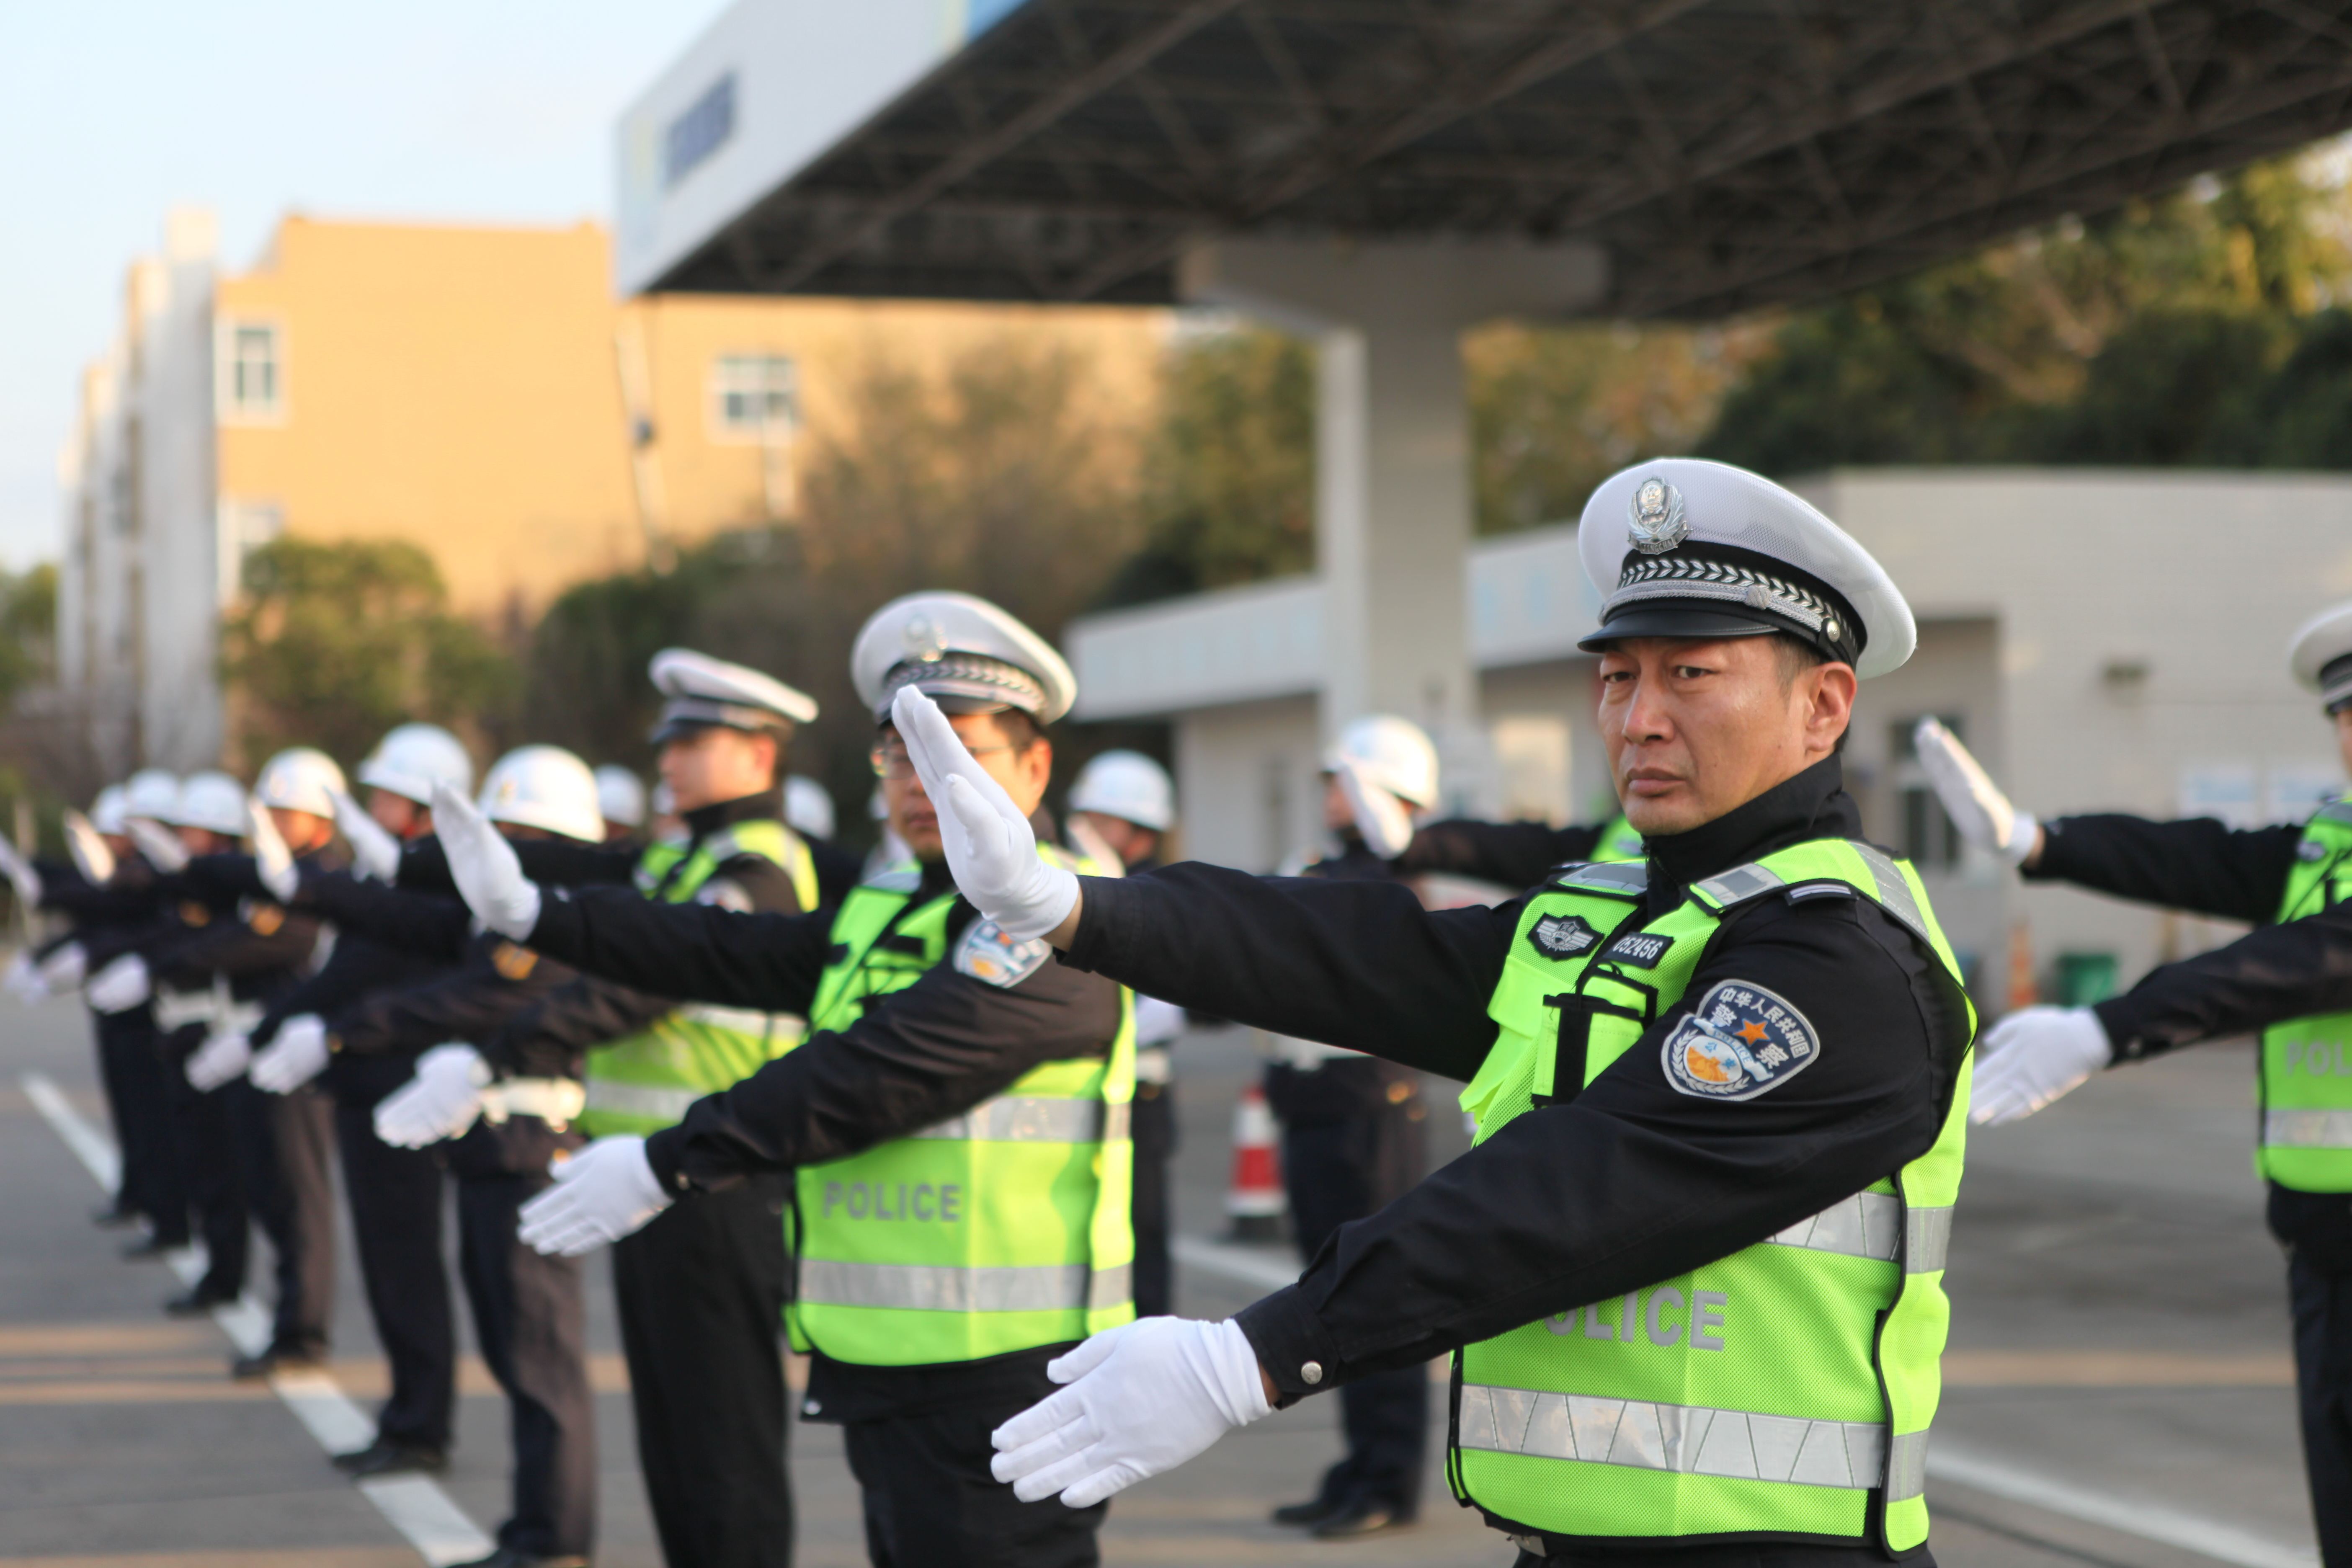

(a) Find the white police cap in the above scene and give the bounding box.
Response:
[647,649,818,744]
[851,591,1075,723]
[1576,458,1916,680]
[2289,601,2352,714]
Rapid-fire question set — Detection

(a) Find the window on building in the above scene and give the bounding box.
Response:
[219,320,283,420]
[711,354,798,438]
[215,499,283,604]
[1889,715,1965,869]
[665,73,737,189]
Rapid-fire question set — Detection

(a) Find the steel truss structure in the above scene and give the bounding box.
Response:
[661,0,2352,317]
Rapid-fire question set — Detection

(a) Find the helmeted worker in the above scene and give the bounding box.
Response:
[908,459,1976,1568]
[1912,599,2352,1565]
[441,591,1133,1568]
[595,765,647,846]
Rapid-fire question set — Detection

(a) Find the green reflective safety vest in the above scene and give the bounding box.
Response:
[1594,814,1643,864]
[578,820,820,1138]
[1452,839,1973,1556]
[2259,799,2352,1191]
[787,845,1136,1367]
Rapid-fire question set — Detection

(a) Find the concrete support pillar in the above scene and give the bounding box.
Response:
[1178,236,1608,811]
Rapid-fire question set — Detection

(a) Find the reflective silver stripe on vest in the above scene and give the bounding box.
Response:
[1847,843,1933,948]
[799,1259,1132,1314]
[2265,1109,2352,1148]
[1553,861,1649,897]
[1459,1382,1888,1490]
[908,1097,1129,1144]
[1765,1194,1953,1274]
[1690,861,1785,909]
[582,1080,702,1122]
[2316,801,2352,828]
[680,1003,802,1039]
[1886,1429,1929,1503]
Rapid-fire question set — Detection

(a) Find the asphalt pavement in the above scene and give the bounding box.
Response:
[0,994,2323,1567]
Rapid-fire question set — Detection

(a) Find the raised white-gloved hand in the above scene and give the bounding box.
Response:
[1913,719,2038,865]
[185,1029,253,1092]
[5,951,45,1002]
[1970,1006,2114,1125]
[86,953,152,1014]
[127,819,190,874]
[516,1136,673,1256]
[990,1317,1271,1507]
[373,1043,490,1148]
[250,1013,330,1093]
[890,686,1078,941]
[63,810,116,886]
[332,791,402,883]
[246,794,299,903]
[428,783,539,939]
[37,941,87,993]
[1333,758,1416,860]
[0,834,43,911]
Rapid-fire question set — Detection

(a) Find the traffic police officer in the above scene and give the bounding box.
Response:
[1912,601,2352,1566]
[441,591,1133,1568]
[914,459,1976,1567]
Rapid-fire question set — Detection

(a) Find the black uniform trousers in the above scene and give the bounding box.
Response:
[1130,1081,1176,1319]
[843,1385,1108,1568]
[611,1174,794,1568]
[450,1120,596,1559]
[96,1005,187,1241]
[332,1056,456,1451]
[162,1023,248,1297]
[2291,1250,2352,1566]
[1266,1055,1430,1518]
[244,1083,336,1353]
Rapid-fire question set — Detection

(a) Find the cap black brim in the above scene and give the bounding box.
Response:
[1576,606,1787,654]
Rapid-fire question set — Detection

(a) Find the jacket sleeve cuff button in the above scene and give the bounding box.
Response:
[1300,1361,1323,1385]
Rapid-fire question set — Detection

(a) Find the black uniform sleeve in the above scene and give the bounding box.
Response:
[1233,894,1969,1400]
[1395,819,1607,889]
[696,852,806,916]
[645,919,1123,1191]
[253,931,450,1046]
[2029,814,2303,924]
[2094,904,2352,1059]
[396,836,637,896]
[809,838,862,910]
[300,873,475,962]
[150,905,323,989]
[516,885,836,1019]
[31,865,162,926]
[1060,864,1522,1081]
[333,947,577,1059]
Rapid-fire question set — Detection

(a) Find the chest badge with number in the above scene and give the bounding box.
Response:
[1662,980,1820,1101]
[1527,913,1602,960]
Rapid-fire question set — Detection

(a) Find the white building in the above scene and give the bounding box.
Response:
[1065,468,2352,1007]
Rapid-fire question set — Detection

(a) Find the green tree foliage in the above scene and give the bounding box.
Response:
[222,538,517,768]
[0,564,56,713]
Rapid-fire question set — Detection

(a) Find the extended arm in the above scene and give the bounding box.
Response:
[2029,814,2303,924]
[2096,903,2352,1059]
[518,884,836,1018]
[1393,818,1608,889]
[333,947,575,1059]
[302,873,475,962]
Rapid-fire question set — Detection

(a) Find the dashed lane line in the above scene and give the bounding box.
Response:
[20,1071,495,1567]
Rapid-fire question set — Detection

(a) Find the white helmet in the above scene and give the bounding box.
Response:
[255,747,347,819]
[1068,750,1175,832]
[1327,715,1439,809]
[478,746,603,843]
[650,781,676,819]
[170,771,251,837]
[357,723,473,806]
[784,775,835,841]
[124,769,179,824]
[90,785,129,836]
[595,765,647,830]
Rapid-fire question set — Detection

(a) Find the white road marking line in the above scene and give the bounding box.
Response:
[20,1071,495,1567]
[1171,1234,1299,1291]
[1929,1445,2319,1568]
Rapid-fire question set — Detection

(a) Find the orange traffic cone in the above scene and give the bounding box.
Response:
[1225,1084,1286,1242]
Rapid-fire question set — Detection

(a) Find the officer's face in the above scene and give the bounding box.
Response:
[1597,637,1855,835]
[881,712,1052,861]
[268,807,335,856]
[1074,810,1158,867]
[368,789,429,840]
[658,727,779,814]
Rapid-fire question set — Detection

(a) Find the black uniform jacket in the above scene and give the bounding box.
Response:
[1397,817,1610,890]
[519,844,1126,1419]
[1060,755,1972,1406]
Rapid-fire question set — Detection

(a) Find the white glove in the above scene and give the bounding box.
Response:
[1913,719,2038,865]
[63,810,116,886]
[0,834,42,910]
[990,1317,1271,1507]
[246,795,299,903]
[1333,759,1416,860]
[333,791,402,883]
[890,687,1078,941]
[429,783,540,939]
[86,953,152,1014]
[185,1029,253,1092]
[251,1014,330,1093]
[38,941,87,993]
[516,1135,673,1256]
[5,951,45,1002]
[1969,1006,2114,1125]
[127,818,190,874]
[373,1043,490,1148]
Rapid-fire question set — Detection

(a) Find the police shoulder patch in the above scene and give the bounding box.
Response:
[1661,980,1821,1101]
[491,941,539,981]
[1526,913,1602,961]
[954,918,1052,989]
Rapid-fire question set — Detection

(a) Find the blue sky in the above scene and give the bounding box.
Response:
[0,0,734,571]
